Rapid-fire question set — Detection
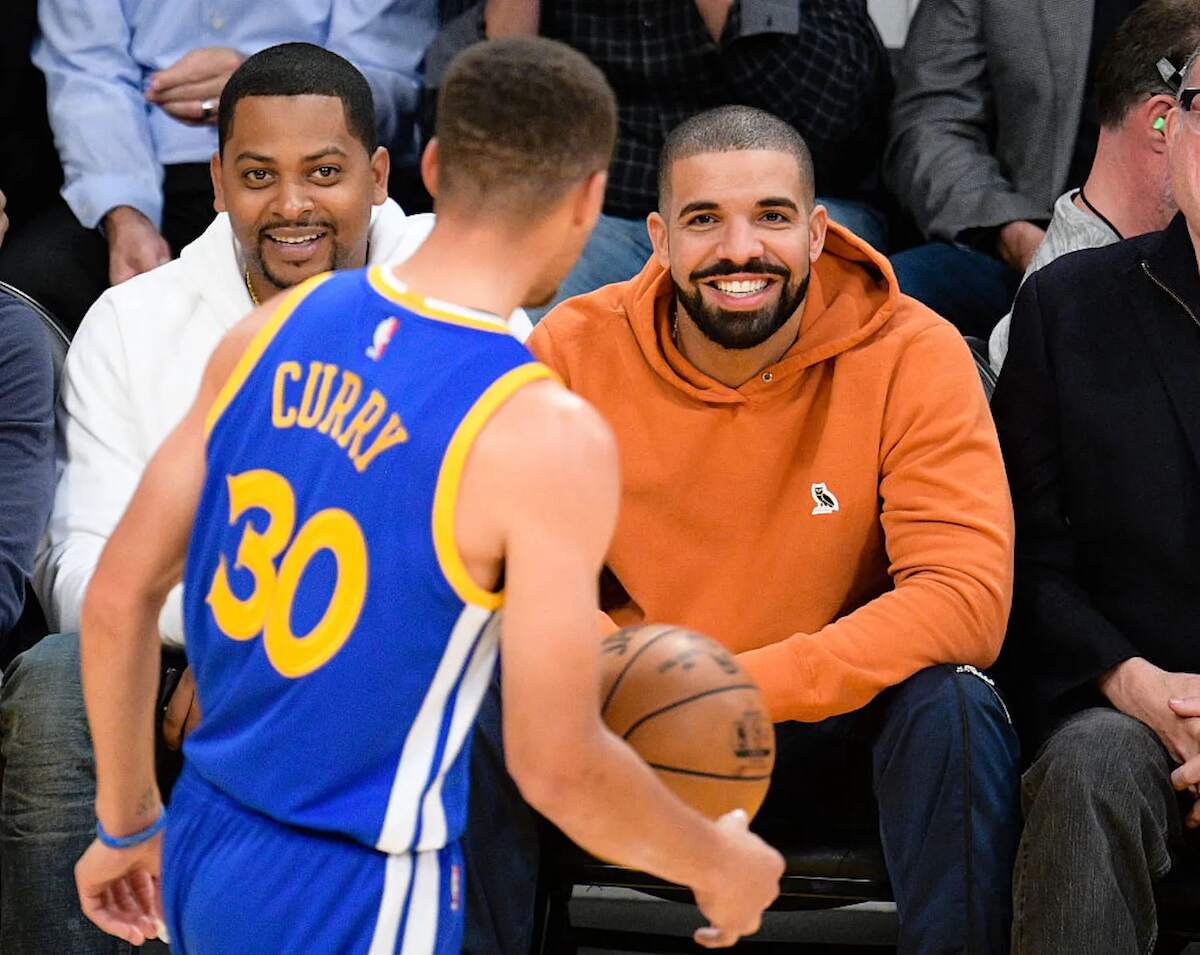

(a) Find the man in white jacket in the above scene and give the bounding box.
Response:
[0,44,533,955]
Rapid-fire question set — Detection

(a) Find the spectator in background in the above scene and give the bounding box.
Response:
[991,47,1200,953]
[0,46,449,955]
[429,0,892,318]
[0,188,55,660]
[887,0,1145,340]
[990,0,1200,371]
[0,0,436,332]
[0,0,61,235]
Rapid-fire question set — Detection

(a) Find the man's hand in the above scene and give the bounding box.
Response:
[1168,697,1200,829]
[691,810,783,948]
[146,47,245,125]
[1100,658,1200,766]
[484,0,539,37]
[76,835,164,945]
[0,189,8,249]
[162,667,200,750]
[995,220,1046,273]
[694,0,734,42]
[104,206,171,286]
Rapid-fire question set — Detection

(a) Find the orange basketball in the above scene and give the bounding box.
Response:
[599,624,775,821]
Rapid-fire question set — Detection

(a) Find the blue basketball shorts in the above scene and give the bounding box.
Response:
[162,765,463,955]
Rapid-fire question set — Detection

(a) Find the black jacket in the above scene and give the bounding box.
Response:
[992,213,1200,750]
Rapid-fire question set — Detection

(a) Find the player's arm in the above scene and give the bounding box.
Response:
[470,383,782,948]
[74,303,273,943]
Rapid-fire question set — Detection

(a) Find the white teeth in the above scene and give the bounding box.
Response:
[714,279,768,295]
[270,233,324,245]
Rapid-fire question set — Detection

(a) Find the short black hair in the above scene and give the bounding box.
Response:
[1096,0,1200,127]
[435,37,617,220]
[218,43,377,155]
[657,106,814,212]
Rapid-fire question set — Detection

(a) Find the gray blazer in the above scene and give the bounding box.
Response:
[884,0,1093,244]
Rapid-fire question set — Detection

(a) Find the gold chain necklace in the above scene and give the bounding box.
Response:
[244,268,260,306]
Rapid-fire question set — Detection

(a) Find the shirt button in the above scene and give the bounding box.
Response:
[642,17,653,28]
[212,14,225,29]
[762,372,774,383]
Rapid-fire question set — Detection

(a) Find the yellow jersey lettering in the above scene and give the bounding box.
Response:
[337,389,388,458]
[353,412,409,472]
[297,361,338,428]
[271,361,302,429]
[318,370,363,437]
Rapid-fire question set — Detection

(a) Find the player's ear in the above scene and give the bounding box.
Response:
[210,151,226,213]
[369,146,390,205]
[573,170,607,229]
[647,211,669,269]
[420,138,439,199]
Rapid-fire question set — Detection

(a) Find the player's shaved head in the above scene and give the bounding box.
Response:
[658,107,815,213]
[434,37,617,223]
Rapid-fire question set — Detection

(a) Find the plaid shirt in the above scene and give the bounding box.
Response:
[433,1,890,218]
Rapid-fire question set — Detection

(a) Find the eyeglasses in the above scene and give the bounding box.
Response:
[1180,88,1200,132]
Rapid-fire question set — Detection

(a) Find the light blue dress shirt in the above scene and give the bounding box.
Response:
[34,0,436,230]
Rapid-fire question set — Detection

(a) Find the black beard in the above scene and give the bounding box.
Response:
[674,261,810,350]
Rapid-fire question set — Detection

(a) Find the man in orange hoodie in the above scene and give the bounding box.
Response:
[517,107,1019,954]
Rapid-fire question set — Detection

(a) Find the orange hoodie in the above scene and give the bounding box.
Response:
[527,224,1014,723]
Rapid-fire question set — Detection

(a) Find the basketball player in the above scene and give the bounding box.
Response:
[72,37,783,954]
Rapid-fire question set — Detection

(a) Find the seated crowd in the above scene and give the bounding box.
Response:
[0,1,1198,954]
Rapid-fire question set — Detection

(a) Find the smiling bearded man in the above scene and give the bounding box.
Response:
[460,106,1022,955]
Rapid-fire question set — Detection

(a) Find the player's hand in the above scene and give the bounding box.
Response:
[0,189,9,249]
[691,809,783,948]
[146,47,245,125]
[105,206,171,286]
[995,220,1046,273]
[162,666,201,750]
[76,835,165,945]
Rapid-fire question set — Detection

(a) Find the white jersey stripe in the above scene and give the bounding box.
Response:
[377,602,492,852]
[368,852,414,955]
[415,617,501,851]
[400,849,441,954]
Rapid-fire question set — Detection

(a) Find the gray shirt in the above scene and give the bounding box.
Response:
[989,190,1120,371]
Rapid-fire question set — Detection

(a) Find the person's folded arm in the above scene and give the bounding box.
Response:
[33,0,163,229]
[0,301,56,637]
[883,0,1045,243]
[739,322,1015,722]
[989,274,1140,712]
[33,300,184,644]
[325,0,437,153]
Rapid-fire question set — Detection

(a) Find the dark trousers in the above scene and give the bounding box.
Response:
[0,163,214,334]
[889,243,1021,341]
[463,663,1022,955]
[1013,708,1200,954]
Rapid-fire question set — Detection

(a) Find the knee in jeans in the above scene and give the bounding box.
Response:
[1028,709,1165,810]
[892,664,1005,724]
[1,633,84,748]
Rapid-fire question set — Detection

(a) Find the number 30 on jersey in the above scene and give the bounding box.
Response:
[206,468,368,678]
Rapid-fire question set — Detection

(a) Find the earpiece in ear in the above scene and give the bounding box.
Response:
[1154,116,1167,132]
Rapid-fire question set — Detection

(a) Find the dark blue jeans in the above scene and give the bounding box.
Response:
[462,663,1021,955]
[889,243,1021,341]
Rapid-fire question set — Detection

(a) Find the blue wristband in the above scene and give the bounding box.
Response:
[95,808,167,849]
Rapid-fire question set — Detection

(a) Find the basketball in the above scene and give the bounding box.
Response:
[599,624,775,821]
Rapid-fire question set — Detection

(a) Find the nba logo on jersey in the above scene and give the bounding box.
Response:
[366,316,400,360]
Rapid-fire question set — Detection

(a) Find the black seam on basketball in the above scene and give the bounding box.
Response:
[600,626,687,717]
[645,763,773,782]
[620,683,761,740]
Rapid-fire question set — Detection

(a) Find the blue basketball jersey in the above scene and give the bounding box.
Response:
[181,265,551,854]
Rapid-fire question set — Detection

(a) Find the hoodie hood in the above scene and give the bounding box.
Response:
[177,198,431,331]
[621,221,901,404]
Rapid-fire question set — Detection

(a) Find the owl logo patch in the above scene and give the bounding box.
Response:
[811,482,840,515]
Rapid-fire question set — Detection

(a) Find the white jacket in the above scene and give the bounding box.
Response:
[34,199,532,646]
